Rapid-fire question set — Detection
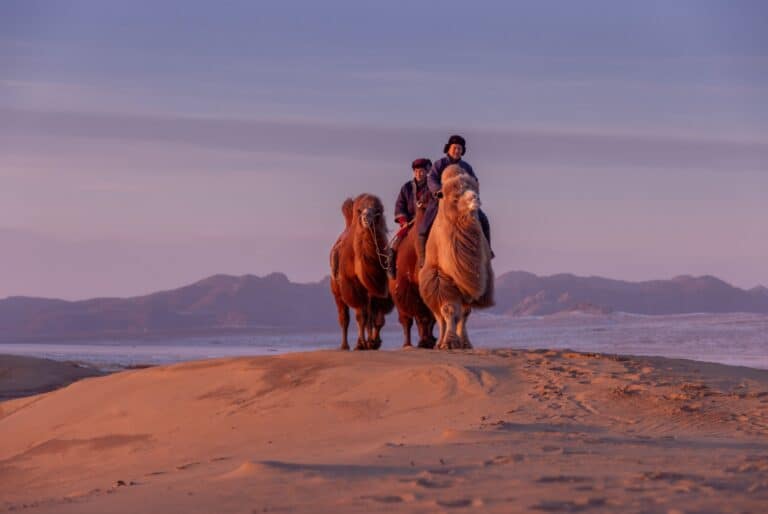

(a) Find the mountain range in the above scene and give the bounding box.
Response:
[1,271,766,341]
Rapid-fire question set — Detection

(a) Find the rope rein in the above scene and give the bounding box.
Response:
[366,193,418,272]
[368,220,391,271]
[367,216,413,271]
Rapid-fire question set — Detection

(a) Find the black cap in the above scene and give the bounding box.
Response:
[411,158,432,170]
[443,134,466,155]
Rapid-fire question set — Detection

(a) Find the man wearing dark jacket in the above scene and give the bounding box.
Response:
[387,158,431,279]
[417,134,492,267]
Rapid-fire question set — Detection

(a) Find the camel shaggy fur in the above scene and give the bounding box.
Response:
[388,203,436,349]
[330,193,394,350]
[418,165,494,349]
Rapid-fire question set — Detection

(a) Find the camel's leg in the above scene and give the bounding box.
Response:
[368,298,388,350]
[368,309,380,350]
[364,299,376,349]
[439,302,462,350]
[427,317,437,348]
[354,307,368,350]
[363,300,373,348]
[334,296,350,351]
[457,305,473,349]
[371,320,384,349]
[416,316,435,349]
[370,303,379,348]
[435,306,450,350]
[399,313,413,348]
[429,318,437,344]
[365,300,378,350]
[434,308,447,350]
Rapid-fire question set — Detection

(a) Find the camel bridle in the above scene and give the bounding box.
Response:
[367,219,392,272]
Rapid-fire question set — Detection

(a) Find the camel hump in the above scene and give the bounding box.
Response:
[442,164,466,182]
[341,198,354,227]
[443,164,477,190]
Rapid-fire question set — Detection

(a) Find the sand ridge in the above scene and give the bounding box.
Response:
[1,348,767,513]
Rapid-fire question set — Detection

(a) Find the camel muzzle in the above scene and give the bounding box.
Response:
[465,191,481,212]
[361,209,380,228]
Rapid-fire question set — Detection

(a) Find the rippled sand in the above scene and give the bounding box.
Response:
[1,349,767,513]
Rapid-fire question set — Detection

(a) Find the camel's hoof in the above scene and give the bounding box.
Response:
[417,339,436,349]
[339,344,350,351]
[439,335,462,350]
[368,338,382,350]
[402,342,413,349]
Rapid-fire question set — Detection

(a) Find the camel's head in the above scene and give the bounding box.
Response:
[441,165,481,221]
[353,193,386,230]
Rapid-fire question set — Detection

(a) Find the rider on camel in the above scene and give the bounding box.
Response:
[386,158,432,279]
[416,134,492,267]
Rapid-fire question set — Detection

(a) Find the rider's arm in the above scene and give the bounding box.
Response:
[427,158,443,195]
[463,161,478,181]
[394,184,410,224]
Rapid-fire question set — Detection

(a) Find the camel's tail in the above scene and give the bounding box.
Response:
[341,198,354,227]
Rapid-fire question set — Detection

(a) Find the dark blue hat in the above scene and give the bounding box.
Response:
[443,134,466,155]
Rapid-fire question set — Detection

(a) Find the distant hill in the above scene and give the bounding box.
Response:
[1,271,766,341]
[493,271,768,316]
[0,273,336,341]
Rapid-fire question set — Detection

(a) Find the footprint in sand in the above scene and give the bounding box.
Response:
[175,461,201,471]
[536,475,592,484]
[416,477,454,489]
[483,454,525,466]
[727,455,768,473]
[436,498,474,508]
[400,472,456,489]
[611,384,645,397]
[531,497,607,512]
[360,494,407,504]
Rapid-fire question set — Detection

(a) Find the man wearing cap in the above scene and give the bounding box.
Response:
[386,158,432,279]
[416,134,492,267]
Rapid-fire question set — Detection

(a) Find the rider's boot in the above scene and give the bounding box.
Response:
[386,247,397,279]
[417,235,427,269]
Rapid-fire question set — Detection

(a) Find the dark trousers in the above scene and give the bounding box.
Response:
[418,197,491,244]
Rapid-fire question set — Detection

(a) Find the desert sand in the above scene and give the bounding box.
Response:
[1,348,767,513]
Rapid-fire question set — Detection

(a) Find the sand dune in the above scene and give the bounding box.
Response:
[1,349,767,513]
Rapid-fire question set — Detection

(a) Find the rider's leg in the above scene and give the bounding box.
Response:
[478,209,494,259]
[417,199,438,268]
[386,235,398,279]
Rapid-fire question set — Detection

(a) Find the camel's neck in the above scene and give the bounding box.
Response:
[435,205,489,300]
[353,222,386,256]
[413,204,427,228]
[352,222,388,297]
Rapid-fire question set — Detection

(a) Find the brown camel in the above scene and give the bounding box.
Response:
[418,165,494,349]
[388,204,436,349]
[330,193,394,350]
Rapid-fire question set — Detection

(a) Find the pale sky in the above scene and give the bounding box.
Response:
[1,0,766,299]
